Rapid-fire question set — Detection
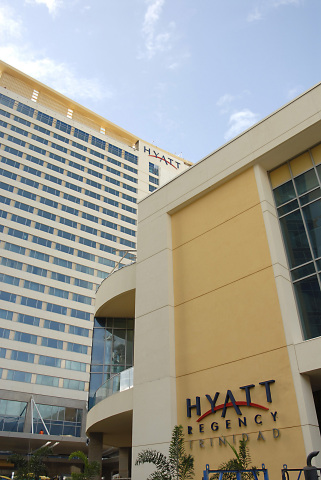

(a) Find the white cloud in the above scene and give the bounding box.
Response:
[139,0,172,59]
[25,0,63,16]
[224,109,260,141]
[0,5,23,40]
[286,85,303,100]
[0,44,111,102]
[247,7,263,22]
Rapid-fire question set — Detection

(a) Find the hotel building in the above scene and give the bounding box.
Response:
[0,60,191,475]
[86,81,321,480]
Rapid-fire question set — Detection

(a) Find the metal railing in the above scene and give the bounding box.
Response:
[203,464,269,480]
[93,367,134,406]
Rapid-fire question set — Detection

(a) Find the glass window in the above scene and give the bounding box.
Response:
[49,287,69,299]
[71,309,91,321]
[74,128,89,142]
[294,169,319,196]
[32,236,52,248]
[57,230,75,241]
[11,214,31,226]
[149,175,159,185]
[74,278,93,290]
[7,370,32,383]
[20,297,43,309]
[63,379,85,391]
[0,347,6,357]
[17,102,35,117]
[4,242,26,256]
[41,337,63,349]
[70,150,86,162]
[55,243,74,255]
[47,162,64,174]
[1,257,23,270]
[37,112,53,125]
[67,343,88,354]
[53,257,72,269]
[124,151,138,164]
[0,327,10,338]
[53,132,69,144]
[69,160,85,171]
[43,319,65,332]
[279,210,313,268]
[302,200,321,259]
[14,331,37,344]
[0,273,20,286]
[35,222,54,235]
[11,350,35,363]
[0,290,16,303]
[75,264,94,275]
[29,249,50,262]
[69,325,89,337]
[1,156,20,169]
[108,144,122,158]
[65,360,86,372]
[51,272,71,284]
[49,152,66,164]
[26,154,44,166]
[91,136,106,150]
[29,144,46,156]
[61,204,79,216]
[78,237,96,248]
[63,193,81,204]
[36,375,59,387]
[46,303,67,316]
[77,250,96,261]
[23,280,45,293]
[39,356,61,368]
[40,197,58,208]
[17,314,40,326]
[0,309,13,320]
[56,120,71,134]
[72,294,92,305]
[37,209,56,221]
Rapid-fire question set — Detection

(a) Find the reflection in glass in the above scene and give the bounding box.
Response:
[294,276,321,339]
[279,210,312,268]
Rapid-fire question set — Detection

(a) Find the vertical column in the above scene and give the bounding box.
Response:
[132,211,177,480]
[88,432,103,477]
[119,447,131,478]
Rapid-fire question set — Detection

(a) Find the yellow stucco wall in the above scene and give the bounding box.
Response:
[171,167,306,479]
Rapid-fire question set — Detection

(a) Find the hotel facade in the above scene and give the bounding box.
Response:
[86,82,321,479]
[0,60,191,475]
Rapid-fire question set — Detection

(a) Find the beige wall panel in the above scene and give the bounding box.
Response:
[176,348,306,479]
[173,203,272,306]
[171,169,259,249]
[175,267,287,377]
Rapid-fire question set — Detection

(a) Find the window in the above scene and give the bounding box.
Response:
[17,102,35,117]
[149,162,159,176]
[65,360,86,372]
[36,375,59,387]
[11,213,31,226]
[124,151,138,164]
[32,236,52,248]
[0,290,16,303]
[42,185,61,198]
[75,264,94,276]
[26,154,44,166]
[0,309,13,320]
[26,265,47,277]
[58,230,75,241]
[40,197,58,208]
[149,185,157,192]
[21,297,43,309]
[46,303,67,316]
[5,242,26,255]
[23,280,45,293]
[72,294,92,305]
[49,287,69,299]
[108,144,122,157]
[49,152,66,164]
[51,272,71,284]
[69,325,89,337]
[41,337,63,349]
[37,112,53,125]
[81,224,97,235]
[14,331,37,344]
[1,257,23,270]
[47,162,64,174]
[71,309,91,321]
[78,237,96,248]
[53,257,72,269]
[91,136,106,150]
[0,273,20,286]
[82,212,98,223]
[55,243,74,255]
[31,134,48,145]
[35,222,54,235]
[65,181,82,193]
[69,160,84,171]
[74,279,93,290]
[17,314,40,326]
[70,150,86,162]
[56,120,71,134]
[43,320,65,333]
[29,249,50,262]
[149,175,159,185]
[7,370,32,383]
[34,124,50,136]
[11,350,35,363]
[83,200,100,211]
[74,128,89,142]
[38,356,61,368]
[63,192,81,204]
[67,343,88,354]
[61,204,79,216]
[0,327,10,339]
[37,209,56,221]
[63,379,85,391]
[53,133,69,144]
[51,142,67,154]
[29,144,46,156]
[4,146,23,157]
[77,250,96,261]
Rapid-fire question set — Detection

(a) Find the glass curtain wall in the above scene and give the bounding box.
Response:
[89,317,134,407]
[271,147,321,340]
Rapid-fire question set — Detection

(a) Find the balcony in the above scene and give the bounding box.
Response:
[93,367,134,407]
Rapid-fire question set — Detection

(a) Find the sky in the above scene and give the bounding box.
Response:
[0,0,320,164]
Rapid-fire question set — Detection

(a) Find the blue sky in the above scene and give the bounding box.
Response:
[1,0,320,163]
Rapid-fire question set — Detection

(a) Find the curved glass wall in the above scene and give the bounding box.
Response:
[271,146,321,340]
[89,317,134,408]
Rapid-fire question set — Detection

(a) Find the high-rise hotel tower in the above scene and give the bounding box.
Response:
[0,60,191,470]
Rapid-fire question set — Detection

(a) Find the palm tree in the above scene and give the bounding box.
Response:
[69,451,101,480]
[212,439,259,480]
[135,425,194,480]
